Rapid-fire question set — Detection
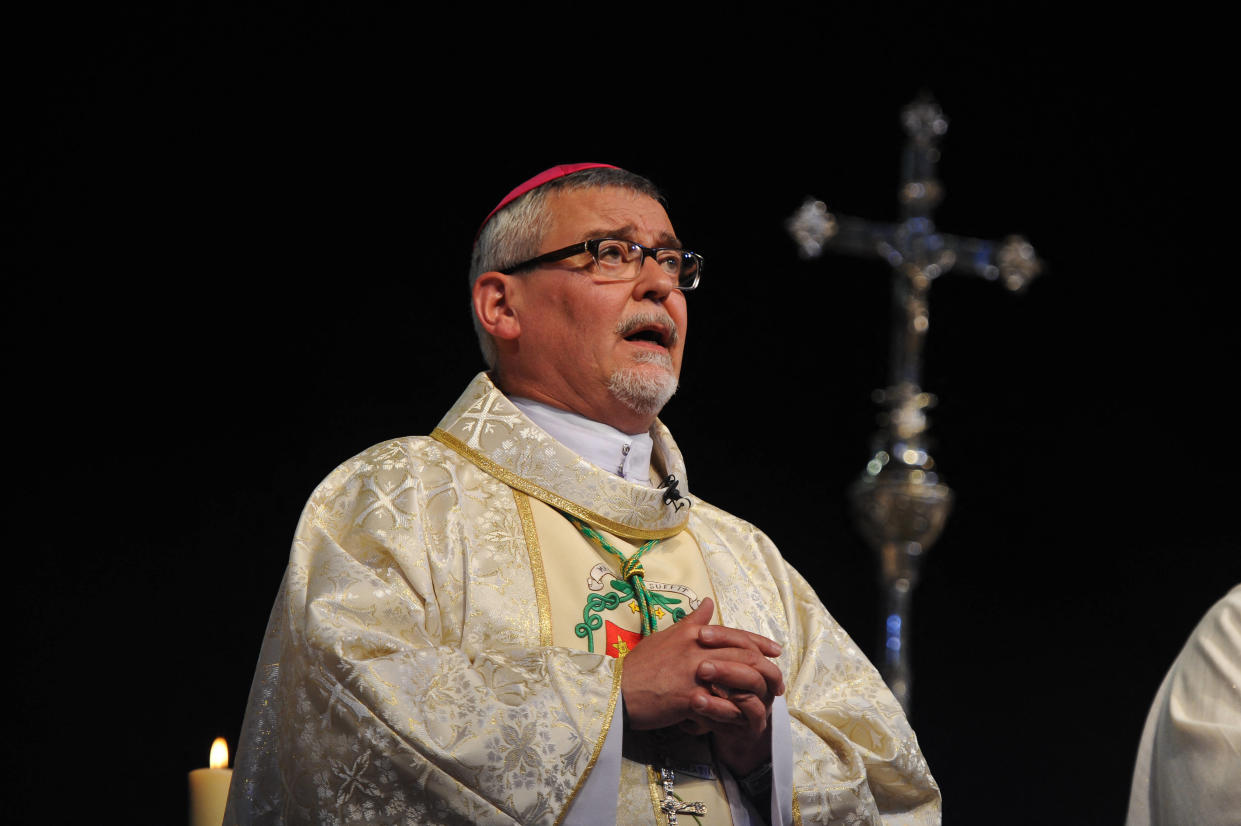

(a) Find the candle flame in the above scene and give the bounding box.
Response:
[209,737,229,770]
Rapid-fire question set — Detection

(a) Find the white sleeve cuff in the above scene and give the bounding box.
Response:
[771,695,793,825]
[561,692,624,825]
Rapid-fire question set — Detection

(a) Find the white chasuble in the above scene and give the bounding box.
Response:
[225,373,941,826]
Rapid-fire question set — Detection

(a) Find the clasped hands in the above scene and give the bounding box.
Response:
[620,597,784,775]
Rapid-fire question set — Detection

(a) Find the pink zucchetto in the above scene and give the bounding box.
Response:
[478,163,619,234]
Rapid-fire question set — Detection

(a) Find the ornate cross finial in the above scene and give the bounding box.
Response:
[787,95,1040,711]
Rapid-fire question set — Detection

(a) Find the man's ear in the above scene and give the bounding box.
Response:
[472,271,521,341]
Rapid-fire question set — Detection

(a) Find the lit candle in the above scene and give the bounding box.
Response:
[188,737,233,826]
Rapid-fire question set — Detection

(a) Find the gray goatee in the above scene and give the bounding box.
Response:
[608,311,679,417]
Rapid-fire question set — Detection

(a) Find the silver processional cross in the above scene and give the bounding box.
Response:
[787,95,1041,711]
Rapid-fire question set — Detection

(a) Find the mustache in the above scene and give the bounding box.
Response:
[615,311,680,346]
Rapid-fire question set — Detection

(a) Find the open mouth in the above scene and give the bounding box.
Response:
[624,327,669,347]
[618,314,677,349]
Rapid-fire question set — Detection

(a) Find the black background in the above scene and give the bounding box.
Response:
[11,5,1237,824]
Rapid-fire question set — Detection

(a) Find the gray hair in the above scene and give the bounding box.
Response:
[469,167,664,368]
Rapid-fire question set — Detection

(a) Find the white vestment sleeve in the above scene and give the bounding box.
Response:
[720,767,752,825]
[565,696,791,826]
[1126,584,1241,826]
[717,695,791,826]
[771,695,793,826]
[561,693,624,825]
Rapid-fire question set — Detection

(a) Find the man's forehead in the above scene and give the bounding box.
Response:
[545,187,678,244]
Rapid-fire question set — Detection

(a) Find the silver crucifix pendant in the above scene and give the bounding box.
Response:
[658,767,706,825]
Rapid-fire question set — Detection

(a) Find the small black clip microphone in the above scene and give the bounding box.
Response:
[659,474,691,512]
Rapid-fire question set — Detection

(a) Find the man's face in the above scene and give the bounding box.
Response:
[502,186,689,434]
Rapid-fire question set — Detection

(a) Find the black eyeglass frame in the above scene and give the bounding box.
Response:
[499,238,703,291]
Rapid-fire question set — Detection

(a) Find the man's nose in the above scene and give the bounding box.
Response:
[632,253,677,301]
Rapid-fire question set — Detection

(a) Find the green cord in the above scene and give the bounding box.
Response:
[567,516,662,636]
[670,791,705,826]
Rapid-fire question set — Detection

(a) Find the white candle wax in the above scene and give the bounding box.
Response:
[188,738,233,826]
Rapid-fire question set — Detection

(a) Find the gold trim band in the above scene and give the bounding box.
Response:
[513,490,553,648]
[432,428,687,541]
[646,763,665,825]
[555,659,626,826]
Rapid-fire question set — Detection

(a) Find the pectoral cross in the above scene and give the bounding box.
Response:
[787,95,1040,712]
[658,767,706,825]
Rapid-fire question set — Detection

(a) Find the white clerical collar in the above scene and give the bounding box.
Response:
[509,397,654,485]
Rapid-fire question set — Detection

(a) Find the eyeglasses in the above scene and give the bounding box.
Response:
[500,238,703,291]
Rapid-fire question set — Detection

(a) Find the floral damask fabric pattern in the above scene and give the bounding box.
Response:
[227,433,622,824]
[691,509,938,824]
[225,374,940,825]
[432,376,690,539]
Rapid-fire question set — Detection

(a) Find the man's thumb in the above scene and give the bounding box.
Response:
[684,597,714,625]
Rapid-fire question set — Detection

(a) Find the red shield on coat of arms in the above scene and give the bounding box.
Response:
[604,620,643,659]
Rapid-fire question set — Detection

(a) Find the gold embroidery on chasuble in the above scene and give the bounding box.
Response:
[429,376,736,825]
[448,368,946,823]
[523,502,736,826]
[529,497,717,653]
[430,374,690,542]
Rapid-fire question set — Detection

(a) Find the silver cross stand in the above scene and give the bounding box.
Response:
[787,96,1041,711]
